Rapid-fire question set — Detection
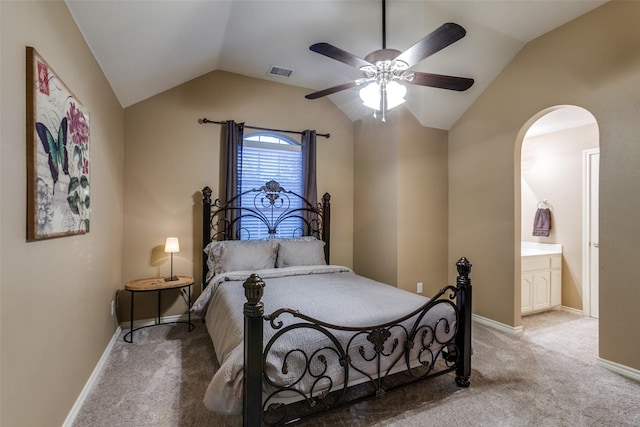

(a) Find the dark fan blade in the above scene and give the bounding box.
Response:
[408,71,474,91]
[310,43,373,69]
[395,23,467,68]
[305,81,363,99]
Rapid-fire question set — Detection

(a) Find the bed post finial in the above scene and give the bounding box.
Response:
[203,186,212,205]
[243,274,265,426]
[243,273,265,313]
[454,257,472,388]
[456,257,472,283]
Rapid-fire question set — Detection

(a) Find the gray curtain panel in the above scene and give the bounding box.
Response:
[223,120,244,238]
[301,130,318,233]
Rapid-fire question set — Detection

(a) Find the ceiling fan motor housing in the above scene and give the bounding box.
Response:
[363,48,402,63]
[362,49,412,83]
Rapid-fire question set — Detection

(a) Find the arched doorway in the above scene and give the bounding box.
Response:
[518,106,599,324]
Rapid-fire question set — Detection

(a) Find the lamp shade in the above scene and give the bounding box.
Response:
[164,237,180,253]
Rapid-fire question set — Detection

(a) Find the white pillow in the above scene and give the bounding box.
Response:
[276,239,327,268]
[205,240,278,276]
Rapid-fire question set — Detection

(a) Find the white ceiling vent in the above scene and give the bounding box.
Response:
[267,65,293,78]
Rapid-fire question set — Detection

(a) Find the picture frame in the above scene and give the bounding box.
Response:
[26,46,90,241]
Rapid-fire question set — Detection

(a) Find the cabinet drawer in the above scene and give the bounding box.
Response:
[522,256,550,272]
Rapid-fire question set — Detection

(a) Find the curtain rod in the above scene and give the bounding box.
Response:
[198,118,330,139]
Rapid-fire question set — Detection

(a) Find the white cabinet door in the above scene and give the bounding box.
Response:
[521,253,562,315]
[532,271,551,312]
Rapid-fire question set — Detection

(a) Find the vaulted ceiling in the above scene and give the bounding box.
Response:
[65,0,607,130]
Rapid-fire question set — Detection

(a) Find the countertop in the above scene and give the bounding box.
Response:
[521,242,562,257]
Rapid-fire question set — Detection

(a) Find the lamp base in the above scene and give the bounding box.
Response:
[165,276,179,282]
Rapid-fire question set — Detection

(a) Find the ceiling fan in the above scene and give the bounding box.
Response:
[305,0,474,121]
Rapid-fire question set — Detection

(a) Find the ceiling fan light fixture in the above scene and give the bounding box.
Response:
[359,82,381,110]
[359,80,406,112]
[393,60,409,71]
[386,81,407,109]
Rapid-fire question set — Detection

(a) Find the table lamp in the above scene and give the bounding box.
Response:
[164,237,180,281]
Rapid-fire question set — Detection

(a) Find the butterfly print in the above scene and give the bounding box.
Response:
[35,117,69,192]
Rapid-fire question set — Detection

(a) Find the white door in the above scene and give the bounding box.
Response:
[589,151,600,318]
[583,149,599,318]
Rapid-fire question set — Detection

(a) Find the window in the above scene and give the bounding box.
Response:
[239,133,303,239]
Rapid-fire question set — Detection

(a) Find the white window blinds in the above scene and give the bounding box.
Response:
[239,136,303,239]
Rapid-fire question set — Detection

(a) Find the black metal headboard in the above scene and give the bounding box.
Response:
[202,180,331,283]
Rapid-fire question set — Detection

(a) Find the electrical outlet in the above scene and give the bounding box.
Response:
[110,299,115,316]
[417,282,423,294]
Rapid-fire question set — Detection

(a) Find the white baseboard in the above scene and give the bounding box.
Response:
[62,326,122,427]
[561,305,584,316]
[472,313,523,335]
[120,313,197,329]
[597,357,640,382]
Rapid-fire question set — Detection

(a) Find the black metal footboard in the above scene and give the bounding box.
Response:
[243,257,472,427]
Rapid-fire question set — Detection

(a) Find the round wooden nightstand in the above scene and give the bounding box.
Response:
[123,275,194,343]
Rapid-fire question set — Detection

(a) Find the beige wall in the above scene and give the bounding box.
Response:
[0,2,124,426]
[121,70,354,319]
[354,108,449,295]
[449,1,640,370]
[397,114,449,295]
[353,114,398,286]
[521,123,599,311]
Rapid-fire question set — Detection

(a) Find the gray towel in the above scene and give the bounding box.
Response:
[533,208,551,237]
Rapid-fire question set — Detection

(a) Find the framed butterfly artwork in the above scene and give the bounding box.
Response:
[26,47,90,241]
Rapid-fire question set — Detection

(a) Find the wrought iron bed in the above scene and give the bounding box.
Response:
[200,181,472,426]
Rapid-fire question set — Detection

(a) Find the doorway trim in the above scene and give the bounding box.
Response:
[582,148,599,317]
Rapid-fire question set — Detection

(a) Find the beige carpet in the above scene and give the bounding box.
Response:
[72,311,640,426]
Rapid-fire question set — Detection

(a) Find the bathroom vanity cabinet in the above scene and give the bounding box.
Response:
[521,243,562,315]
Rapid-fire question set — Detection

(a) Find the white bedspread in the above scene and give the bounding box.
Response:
[191,265,456,414]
